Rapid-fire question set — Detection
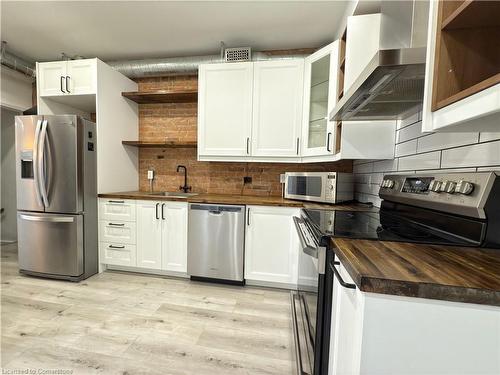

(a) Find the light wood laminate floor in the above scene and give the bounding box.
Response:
[1,243,294,374]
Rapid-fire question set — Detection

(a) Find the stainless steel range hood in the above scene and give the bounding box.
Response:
[330,0,429,121]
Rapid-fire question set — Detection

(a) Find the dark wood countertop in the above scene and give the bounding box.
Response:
[98,191,372,210]
[332,238,500,306]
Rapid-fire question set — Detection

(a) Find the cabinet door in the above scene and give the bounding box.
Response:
[37,61,67,97]
[198,62,253,157]
[66,59,96,95]
[161,202,188,273]
[136,200,162,269]
[330,261,363,375]
[251,60,304,157]
[244,206,299,286]
[302,42,339,157]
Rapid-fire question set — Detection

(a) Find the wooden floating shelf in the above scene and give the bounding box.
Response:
[122,90,198,104]
[441,0,500,30]
[122,141,197,148]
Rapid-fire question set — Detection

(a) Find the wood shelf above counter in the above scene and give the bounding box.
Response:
[441,0,500,30]
[122,141,197,148]
[122,90,198,104]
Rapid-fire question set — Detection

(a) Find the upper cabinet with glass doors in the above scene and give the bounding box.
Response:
[301,41,339,158]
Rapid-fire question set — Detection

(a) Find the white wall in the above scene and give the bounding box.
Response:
[1,66,33,111]
[354,112,500,206]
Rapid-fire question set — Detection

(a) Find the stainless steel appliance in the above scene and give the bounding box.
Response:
[292,172,500,374]
[187,203,245,284]
[15,115,98,281]
[284,172,353,204]
[330,0,429,121]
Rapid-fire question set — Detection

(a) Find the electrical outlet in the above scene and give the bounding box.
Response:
[147,170,154,180]
[243,176,252,184]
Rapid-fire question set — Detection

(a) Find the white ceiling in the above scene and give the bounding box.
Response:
[1,1,352,63]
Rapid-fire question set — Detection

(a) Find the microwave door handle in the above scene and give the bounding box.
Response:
[32,119,44,208]
[38,120,49,207]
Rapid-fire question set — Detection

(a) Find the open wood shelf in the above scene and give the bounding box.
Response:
[122,90,198,104]
[122,141,197,148]
[431,0,500,111]
[441,0,500,30]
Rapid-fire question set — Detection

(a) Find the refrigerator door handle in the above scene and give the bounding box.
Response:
[32,119,44,208]
[39,120,49,207]
[19,214,75,223]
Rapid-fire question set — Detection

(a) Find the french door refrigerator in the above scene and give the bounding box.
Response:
[15,115,98,281]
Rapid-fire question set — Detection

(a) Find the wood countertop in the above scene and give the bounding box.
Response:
[331,238,500,306]
[98,191,373,210]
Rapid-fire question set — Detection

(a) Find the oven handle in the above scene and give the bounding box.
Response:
[330,261,356,289]
[290,292,310,375]
[293,217,325,274]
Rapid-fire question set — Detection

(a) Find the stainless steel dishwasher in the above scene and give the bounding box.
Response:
[187,203,245,284]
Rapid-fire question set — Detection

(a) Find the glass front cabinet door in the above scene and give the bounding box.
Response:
[301,41,340,157]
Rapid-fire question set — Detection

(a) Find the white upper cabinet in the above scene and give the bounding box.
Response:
[65,59,97,95]
[198,62,253,157]
[252,60,304,157]
[302,42,339,157]
[37,58,97,97]
[422,0,500,133]
[37,61,67,97]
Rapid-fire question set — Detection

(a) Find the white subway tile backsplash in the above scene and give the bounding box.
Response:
[354,110,500,208]
[353,162,374,174]
[479,132,500,143]
[441,141,500,168]
[395,139,417,157]
[398,151,441,171]
[397,111,420,129]
[397,122,424,143]
[373,159,398,173]
[417,132,478,153]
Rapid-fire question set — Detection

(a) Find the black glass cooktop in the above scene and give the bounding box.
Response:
[302,208,482,247]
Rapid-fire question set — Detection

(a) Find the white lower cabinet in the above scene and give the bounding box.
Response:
[244,205,300,286]
[99,199,187,274]
[136,200,163,270]
[329,259,500,375]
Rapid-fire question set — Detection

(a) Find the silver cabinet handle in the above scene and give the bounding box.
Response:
[19,214,74,223]
[38,120,49,207]
[32,119,44,207]
[108,222,125,227]
[246,137,250,154]
[60,76,66,93]
[296,138,300,155]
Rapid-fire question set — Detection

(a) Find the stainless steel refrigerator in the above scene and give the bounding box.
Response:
[15,115,98,281]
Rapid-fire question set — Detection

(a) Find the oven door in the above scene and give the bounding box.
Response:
[292,216,333,375]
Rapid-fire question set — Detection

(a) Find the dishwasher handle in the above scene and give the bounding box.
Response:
[190,204,244,213]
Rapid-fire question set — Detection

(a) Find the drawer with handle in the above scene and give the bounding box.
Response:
[99,199,136,222]
[99,220,136,244]
[99,242,136,267]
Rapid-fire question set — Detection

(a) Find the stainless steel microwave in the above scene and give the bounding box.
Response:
[284,172,354,204]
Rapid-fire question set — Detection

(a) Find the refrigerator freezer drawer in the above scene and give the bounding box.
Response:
[17,212,84,277]
[99,220,137,244]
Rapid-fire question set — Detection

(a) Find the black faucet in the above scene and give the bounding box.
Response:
[176,165,192,193]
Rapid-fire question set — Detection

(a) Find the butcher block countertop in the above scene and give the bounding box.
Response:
[98,191,372,210]
[331,238,500,306]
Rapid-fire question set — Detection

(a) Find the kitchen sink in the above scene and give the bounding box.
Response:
[146,191,198,198]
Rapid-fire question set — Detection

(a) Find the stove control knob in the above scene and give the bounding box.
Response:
[441,181,457,194]
[429,180,442,192]
[382,179,395,189]
[456,180,474,195]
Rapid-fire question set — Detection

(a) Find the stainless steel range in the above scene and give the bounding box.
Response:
[15,115,98,281]
[291,172,500,375]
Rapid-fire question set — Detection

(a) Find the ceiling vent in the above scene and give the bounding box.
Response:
[224,47,251,62]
